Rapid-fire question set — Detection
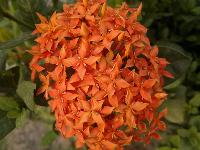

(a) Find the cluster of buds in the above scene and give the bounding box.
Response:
[28,0,173,149]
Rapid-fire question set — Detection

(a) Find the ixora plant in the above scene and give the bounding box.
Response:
[28,0,173,149]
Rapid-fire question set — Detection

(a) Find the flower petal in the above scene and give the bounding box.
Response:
[143,79,156,89]
[115,79,130,89]
[63,57,78,67]
[131,101,149,111]
[108,95,118,107]
[76,63,86,80]
[101,106,114,115]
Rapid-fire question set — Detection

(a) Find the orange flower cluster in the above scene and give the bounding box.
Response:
[28,0,173,149]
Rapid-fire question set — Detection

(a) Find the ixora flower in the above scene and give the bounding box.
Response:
[28,0,173,149]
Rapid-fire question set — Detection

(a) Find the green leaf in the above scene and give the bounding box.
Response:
[158,41,192,87]
[192,7,200,15]
[169,135,181,148]
[18,63,30,83]
[189,93,200,107]
[0,33,34,51]
[41,130,57,146]
[164,75,185,90]
[7,110,20,119]
[108,0,123,7]
[165,86,186,124]
[165,98,185,124]
[0,111,15,140]
[189,116,200,130]
[0,50,7,71]
[15,0,53,31]
[157,147,171,150]
[16,81,36,111]
[0,96,19,111]
[15,109,29,128]
[178,128,189,138]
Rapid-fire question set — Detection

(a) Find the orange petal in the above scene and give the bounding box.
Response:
[158,108,168,119]
[162,70,174,78]
[108,95,118,107]
[36,86,46,95]
[101,106,114,115]
[50,11,57,26]
[106,30,121,41]
[79,38,89,58]
[125,88,133,105]
[75,132,85,148]
[69,38,79,49]
[80,100,91,111]
[140,88,151,101]
[124,43,131,57]
[150,46,158,57]
[101,2,107,17]
[32,63,45,72]
[143,79,156,89]
[69,72,80,83]
[93,90,107,100]
[131,101,149,111]
[101,140,116,150]
[110,65,119,80]
[36,12,48,23]
[83,0,88,7]
[76,63,86,80]
[89,3,100,14]
[81,86,89,93]
[154,92,168,99]
[115,79,130,89]
[39,73,47,83]
[92,112,105,132]
[106,51,114,63]
[136,3,143,16]
[60,46,66,59]
[84,56,100,66]
[89,35,103,42]
[79,111,90,124]
[63,92,78,100]
[63,57,78,67]
[91,99,104,111]
[77,5,86,15]
[92,45,104,55]
[80,22,89,37]
[99,57,107,72]
[126,109,136,128]
[67,83,75,90]
[118,32,124,41]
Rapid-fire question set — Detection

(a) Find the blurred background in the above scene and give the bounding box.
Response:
[0,0,200,150]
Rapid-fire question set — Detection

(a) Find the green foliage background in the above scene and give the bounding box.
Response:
[0,0,200,149]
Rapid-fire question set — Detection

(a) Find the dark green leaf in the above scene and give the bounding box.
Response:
[158,42,192,87]
[16,81,36,111]
[41,130,57,146]
[165,86,186,124]
[0,111,15,140]
[189,93,200,107]
[0,50,7,71]
[16,109,29,128]
[7,110,20,119]
[0,33,34,51]
[157,147,171,150]
[15,0,53,31]
[192,7,200,15]
[0,96,19,111]
[169,135,181,148]
[189,116,200,130]
[178,128,189,138]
